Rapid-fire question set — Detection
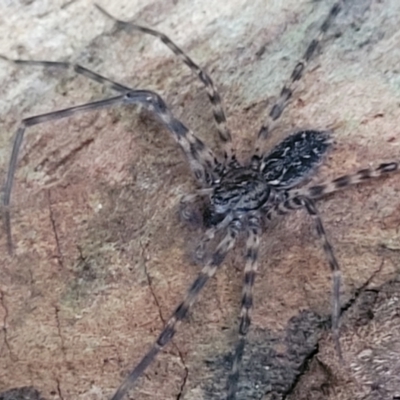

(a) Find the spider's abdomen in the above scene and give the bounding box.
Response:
[261,130,331,188]
[211,168,270,215]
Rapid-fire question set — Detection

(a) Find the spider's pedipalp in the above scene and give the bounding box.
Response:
[253,1,344,156]
[292,161,399,200]
[95,4,233,162]
[0,55,132,93]
[111,218,240,400]
[179,189,213,226]
[227,214,261,400]
[260,130,332,188]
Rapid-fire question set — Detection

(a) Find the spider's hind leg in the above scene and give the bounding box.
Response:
[301,197,343,362]
[271,195,343,362]
[253,1,343,157]
[293,161,399,200]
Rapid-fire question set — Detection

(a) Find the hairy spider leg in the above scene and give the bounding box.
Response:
[227,214,261,400]
[0,55,132,93]
[2,90,219,253]
[274,160,400,360]
[95,4,234,164]
[269,195,343,362]
[111,218,241,400]
[300,197,343,362]
[292,161,399,200]
[253,1,343,157]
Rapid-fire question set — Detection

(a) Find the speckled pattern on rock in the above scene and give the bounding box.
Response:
[0,1,400,399]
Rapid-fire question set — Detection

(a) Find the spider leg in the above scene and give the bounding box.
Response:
[270,195,343,361]
[2,90,219,253]
[300,197,343,362]
[253,1,343,157]
[3,95,125,254]
[0,54,132,93]
[194,213,234,262]
[110,218,240,400]
[1,54,223,178]
[95,4,234,163]
[227,214,261,400]
[291,161,398,200]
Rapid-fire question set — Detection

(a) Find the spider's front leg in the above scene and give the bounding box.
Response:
[0,55,132,93]
[2,88,220,253]
[95,4,234,164]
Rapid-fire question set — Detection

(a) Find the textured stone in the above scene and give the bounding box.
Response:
[1,1,400,399]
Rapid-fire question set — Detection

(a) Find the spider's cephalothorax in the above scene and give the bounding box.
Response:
[210,167,271,220]
[2,1,399,400]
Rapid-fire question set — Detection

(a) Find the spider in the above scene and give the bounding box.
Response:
[1,1,398,399]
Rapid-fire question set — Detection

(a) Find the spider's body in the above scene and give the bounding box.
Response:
[260,130,332,188]
[212,167,271,213]
[205,130,331,231]
[1,1,399,399]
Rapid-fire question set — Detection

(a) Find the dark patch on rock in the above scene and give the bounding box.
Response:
[203,310,326,399]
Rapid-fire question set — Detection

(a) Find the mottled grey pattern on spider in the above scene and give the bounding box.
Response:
[1,1,399,400]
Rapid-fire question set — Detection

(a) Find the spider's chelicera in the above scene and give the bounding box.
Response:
[1,1,399,400]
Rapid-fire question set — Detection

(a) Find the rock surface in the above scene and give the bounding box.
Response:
[1,0,400,399]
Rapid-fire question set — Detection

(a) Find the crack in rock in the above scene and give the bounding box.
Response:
[0,289,17,361]
[54,305,66,357]
[139,241,189,398]
[47,189,64,269]
[55,378,64,400]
